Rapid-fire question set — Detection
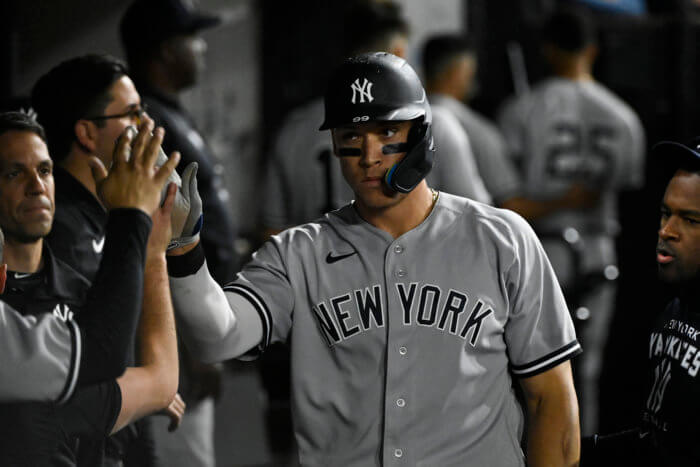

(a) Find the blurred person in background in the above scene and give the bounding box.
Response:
[120,1,234,465]
[498,5,645,434]
[423,33,597,218]
[582,140,700,467]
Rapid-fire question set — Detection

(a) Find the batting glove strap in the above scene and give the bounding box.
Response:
[167,242,206,277]
[167,232,201,252]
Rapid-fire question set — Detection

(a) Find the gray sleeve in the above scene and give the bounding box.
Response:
[502,212,581,377]
[225,236,295,350]
[427,108,492,204]
[0,303,80,404]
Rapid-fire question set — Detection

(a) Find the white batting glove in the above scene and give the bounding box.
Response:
[167,162,203,251]
[153,144,203,250]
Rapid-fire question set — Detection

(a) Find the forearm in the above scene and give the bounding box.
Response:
[521,361,580,467]
[168,243,262,363]
[113,256,178,434]
[525,395,580,466]
[76,209,152,385]
[139,255,178,397]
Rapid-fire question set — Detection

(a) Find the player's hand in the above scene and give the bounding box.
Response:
[147,182,177,259]
[563,183,600,210]
[167,162,203,251]
[157,392,186,432]
[88,122,180,216]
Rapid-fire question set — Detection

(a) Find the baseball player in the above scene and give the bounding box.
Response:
[498,6,645,433]
[168,52,581,466]
[0,112,183,465]
[582,140,700,467]
[423,34,595,216]
[258,3,489,457]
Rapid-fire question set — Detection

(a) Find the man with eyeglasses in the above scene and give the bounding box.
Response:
[33,55,149,283]
[32,53,163,466]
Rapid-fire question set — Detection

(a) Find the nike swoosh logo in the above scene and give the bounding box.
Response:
[326,252,357,264]
[639,431,650,439]
[14,272,32,279]
[92,236,105,254]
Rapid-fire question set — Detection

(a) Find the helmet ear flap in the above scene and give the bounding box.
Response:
[385,121,435,193]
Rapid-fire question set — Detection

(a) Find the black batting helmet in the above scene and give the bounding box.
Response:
[319,52,435,193]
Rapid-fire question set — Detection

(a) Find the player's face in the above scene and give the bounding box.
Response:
[332,121,413,210]
[657,169,700,287]
[0,130,55,243]
[92,76,145,167]
[166,33,207,89]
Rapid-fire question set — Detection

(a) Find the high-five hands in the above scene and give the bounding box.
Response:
[90,122,203,251]
[89,121,180,216]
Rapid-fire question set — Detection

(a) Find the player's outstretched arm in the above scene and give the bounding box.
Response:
[519,360,580,467]
[111,184,180,433]
[167,241,264,363]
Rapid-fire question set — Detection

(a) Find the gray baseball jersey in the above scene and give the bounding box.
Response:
[426,105,492,204]
[498,78,645,245]
[171,192,580,466]
[498,77,645,433]
[261,98,354,230]
[430,93,521,204]
[0,301,80,404]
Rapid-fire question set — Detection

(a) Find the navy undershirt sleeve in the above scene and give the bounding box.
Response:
[75,208,152,385]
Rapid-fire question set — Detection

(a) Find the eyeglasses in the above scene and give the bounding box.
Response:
[84,104,148,126]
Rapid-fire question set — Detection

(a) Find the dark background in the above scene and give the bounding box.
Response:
[3,0,700,457]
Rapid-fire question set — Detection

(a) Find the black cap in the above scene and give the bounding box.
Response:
[653,139,700,185]
[121,0,221,46]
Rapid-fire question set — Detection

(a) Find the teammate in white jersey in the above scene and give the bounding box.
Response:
[168,52,581,466]
[498,6,645,434]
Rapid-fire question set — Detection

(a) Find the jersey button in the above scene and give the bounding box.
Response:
[394,245,404,254]
[396,398,406,408]
[396,269,406,278]
[394,449,403,458]
[399,346,407,355]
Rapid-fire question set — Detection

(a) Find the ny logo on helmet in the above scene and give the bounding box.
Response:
[351,78,374,104]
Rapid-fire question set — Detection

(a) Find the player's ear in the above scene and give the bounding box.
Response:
[0,264,7,294]
[74,120,98,153]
